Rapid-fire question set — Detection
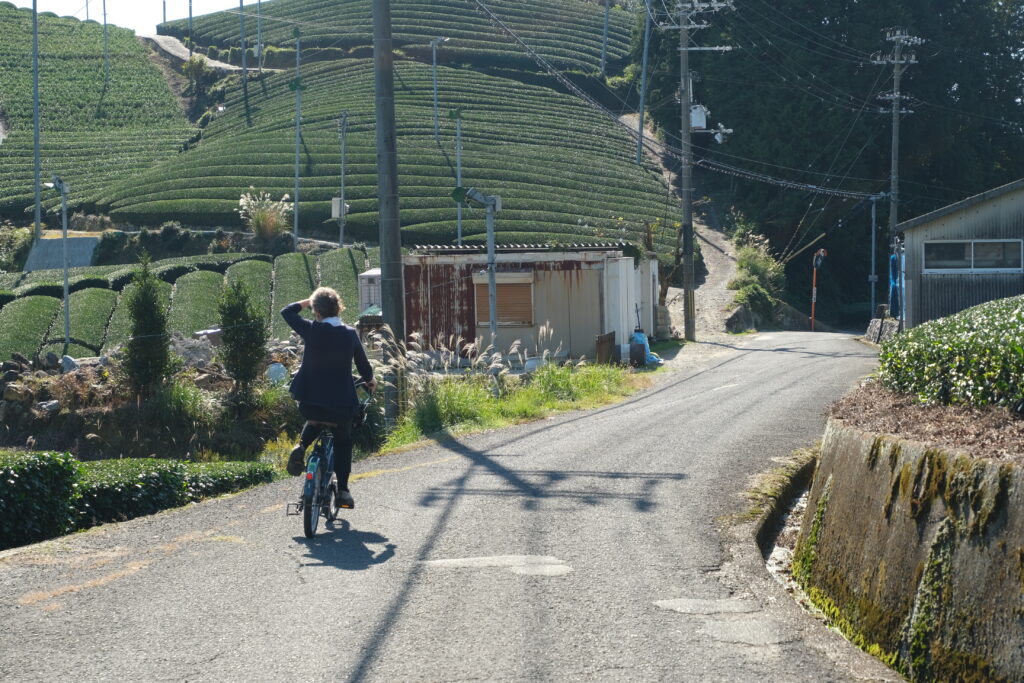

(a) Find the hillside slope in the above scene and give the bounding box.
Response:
[159,0,632,74]
[99,58,674,249]
[0,2,194,218]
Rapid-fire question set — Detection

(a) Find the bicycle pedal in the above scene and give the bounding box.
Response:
[285,502,303,516]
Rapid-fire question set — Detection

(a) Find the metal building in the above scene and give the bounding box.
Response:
[898,178,1024,327]
[402,243,658,359]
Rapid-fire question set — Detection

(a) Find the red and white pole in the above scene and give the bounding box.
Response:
[811,249,827,331]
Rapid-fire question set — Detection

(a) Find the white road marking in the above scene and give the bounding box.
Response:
[421,555,573,576]
[654,597,759,614]
[712,383,740,392]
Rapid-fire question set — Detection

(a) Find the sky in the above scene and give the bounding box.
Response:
[9,1,243,36]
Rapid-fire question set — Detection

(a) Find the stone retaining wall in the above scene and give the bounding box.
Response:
[795,419,1023,681]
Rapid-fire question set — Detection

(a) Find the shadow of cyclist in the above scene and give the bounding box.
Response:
[294,519,397,571]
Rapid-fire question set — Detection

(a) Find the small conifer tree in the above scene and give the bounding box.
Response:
[122,255,171,394]
[218,280,267,395]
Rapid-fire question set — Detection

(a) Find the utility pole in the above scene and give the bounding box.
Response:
[45,177,70,351]
[337,112,349,246]
[429,37,447,142]
[291,29,303,246]
[870,196,878,315]
[85,0,89,21]
[636,8,651,165]
[671,0,733,342]
[257,0,263,73]
[453,188,501,343]
[873,28,922,240]
[32,0,41,241]
[188,0,193,56]
[240,0,248,109]
[163,0,166,25]
[373,0,406,422]
[450,109,464,245]
[600,0,611,77]
[102,0,109,84]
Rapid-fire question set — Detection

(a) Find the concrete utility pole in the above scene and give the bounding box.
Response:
[450,109,464,245]
[600,0,611,77]
[870,196,878,315]
[453,187,501,343]
[44,177,71,350]
[670,0,733,342]
[102,0,109,83]
[188,0,193,56]
[337,112,348,246]
[291,29,303,245]
[636,8,651,165]
[32,0,41,241]
[85,0,89,21]
[429,37,447,142]
[373,0,406,423]
[163,0,166,25]
[240,0,249,112]
[257,0,263,73]
[873,29,922,239]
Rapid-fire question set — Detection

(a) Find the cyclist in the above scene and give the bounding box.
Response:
[281,287,376,509]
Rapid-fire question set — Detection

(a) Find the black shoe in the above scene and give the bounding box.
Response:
[338,489,355,509]
[287,446,306,476]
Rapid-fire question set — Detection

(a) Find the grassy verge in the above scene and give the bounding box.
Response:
[380,363,650,452]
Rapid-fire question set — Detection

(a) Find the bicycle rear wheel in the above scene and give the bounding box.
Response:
[325,474,339,522]
[303,463,321,539]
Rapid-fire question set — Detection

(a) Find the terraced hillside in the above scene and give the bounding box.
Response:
[159,0,632,74]
[0,2,194,217]
[99,59,673,249]
[0,248,378,359]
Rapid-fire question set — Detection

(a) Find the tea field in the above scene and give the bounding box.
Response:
[0,247,378,360]
[99,58,674,250]
[159,0,632,74]
[0,2,194,218]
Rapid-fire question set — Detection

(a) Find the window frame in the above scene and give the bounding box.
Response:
[922,239,1023,274]
[472,271,534,327]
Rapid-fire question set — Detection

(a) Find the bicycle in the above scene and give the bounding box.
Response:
[286,382,372,539]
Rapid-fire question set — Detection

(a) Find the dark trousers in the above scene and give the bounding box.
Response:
[298,402,354,490]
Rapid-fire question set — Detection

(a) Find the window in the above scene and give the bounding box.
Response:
[473,272,533,326]
[923,240,1023,273]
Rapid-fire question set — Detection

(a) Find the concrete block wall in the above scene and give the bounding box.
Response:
[795,419,1023,681]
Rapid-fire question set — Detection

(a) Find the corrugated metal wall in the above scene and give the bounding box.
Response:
[905,188,1024,326]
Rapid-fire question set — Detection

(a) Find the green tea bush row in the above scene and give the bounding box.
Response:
[880,295,1024,407]
[225,259,273,321]
[0,450,79,550]
[40,287,118,354]
[0,295,61,361]
[167,270,224,336]
[317,247,380,324]
[271,253,317,339]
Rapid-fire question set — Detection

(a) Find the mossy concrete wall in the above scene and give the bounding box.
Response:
[794,419,1023,681]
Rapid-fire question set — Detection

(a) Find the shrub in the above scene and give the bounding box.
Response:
[183,461,275,500]
[236,187,292,240]
[734,283,776,325]
[122,257,172,394]
[0,451,79,550]
[0,224,32,272]
[0,290,14,308]
[879,295,1024,408]
[0,295,61,361]
[75,459,188,527]
[218,280,268,394]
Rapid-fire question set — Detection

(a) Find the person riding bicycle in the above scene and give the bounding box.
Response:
[281,287,376,509]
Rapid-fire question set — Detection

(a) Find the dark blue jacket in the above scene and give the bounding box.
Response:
[281,303,374,411]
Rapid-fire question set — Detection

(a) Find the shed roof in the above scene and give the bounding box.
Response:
[411,242,630,255]
[898,177,1024,233]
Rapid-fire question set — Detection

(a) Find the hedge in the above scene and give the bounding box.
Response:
[317,247,379,324]
[102,279,172,353]
[880,295,1024,407]
[0,295,62,361]
[225,258,273,322]
[0,451,278,549]
[167,269,225,336]
[0,451,79,551]
[271,253,316,340]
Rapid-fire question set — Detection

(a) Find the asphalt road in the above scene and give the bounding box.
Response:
[0,332,897,682]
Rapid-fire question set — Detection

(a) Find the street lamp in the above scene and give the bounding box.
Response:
[43,176,71,352]
[452,185,501,343]
[429,37,448,142]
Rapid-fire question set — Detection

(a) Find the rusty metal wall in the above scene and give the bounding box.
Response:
[905,188,1024,326]
[404,261,476,349]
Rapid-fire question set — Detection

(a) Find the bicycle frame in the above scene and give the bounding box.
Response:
[302,434,335,502]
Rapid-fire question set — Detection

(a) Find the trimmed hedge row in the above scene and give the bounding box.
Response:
[167,269,225,336]
[271,253,316,340]
[0,295,62,361]
[317,247,380,324]
[102,279,172,354]
[0,451,277,550]
[880,295,1024,407]
[225,259,273,322]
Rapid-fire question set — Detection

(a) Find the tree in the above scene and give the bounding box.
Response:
[122,255,171,394]
[218,280,267,396]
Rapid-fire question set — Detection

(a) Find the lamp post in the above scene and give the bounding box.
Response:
[44,177,71,351]
[429,37,447,142]
[453,186,501,344]
[449,108,464,245]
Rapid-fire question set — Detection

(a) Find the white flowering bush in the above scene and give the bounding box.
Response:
[236,187,291,239]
